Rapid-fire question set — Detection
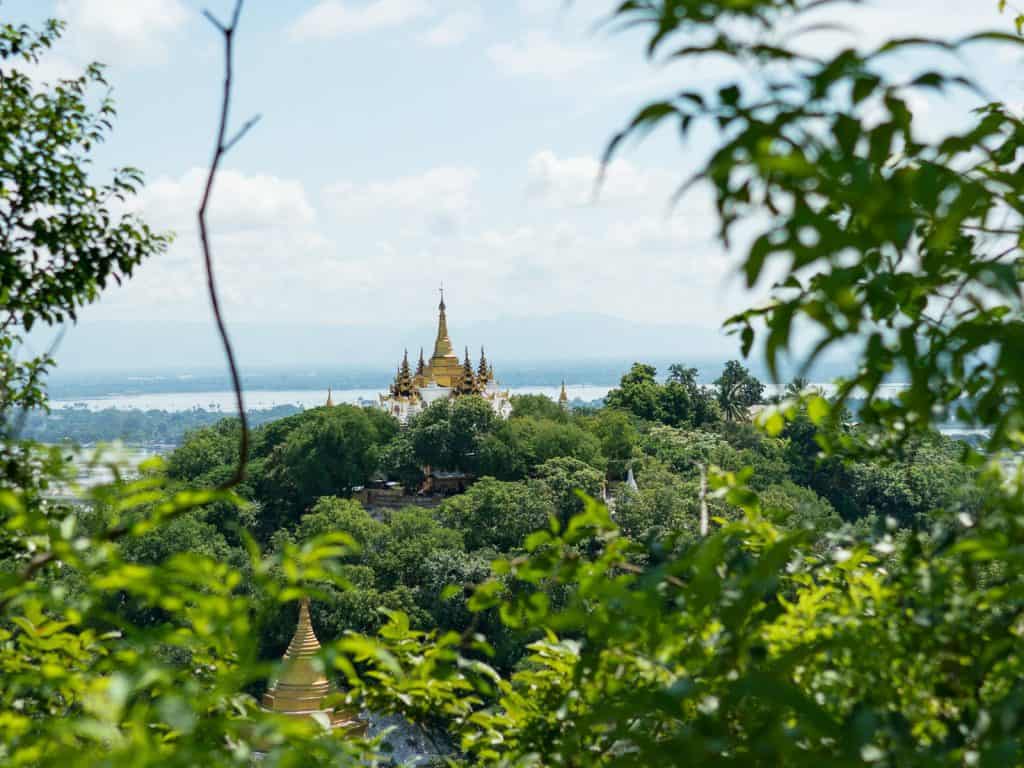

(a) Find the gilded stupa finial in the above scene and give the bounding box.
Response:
[432,285,455,360]
[559,380,568,408]
[325,387,334,408]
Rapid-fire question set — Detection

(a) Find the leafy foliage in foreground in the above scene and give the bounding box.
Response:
[0,17,168,454]
[5,1,1024,766]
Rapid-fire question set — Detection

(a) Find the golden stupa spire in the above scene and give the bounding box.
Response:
[559,380,569,408]
[394,349,415,398]
[262,598,364,731]
[432,285,456,359]
[477,346,490,386]
[325,387,334,408]
[454,346,477,395]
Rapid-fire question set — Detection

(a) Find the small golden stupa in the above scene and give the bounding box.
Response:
[262,598,364,733]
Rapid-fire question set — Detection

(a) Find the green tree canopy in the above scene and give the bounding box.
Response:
[604,363,663,421]
[439,477,557,552]
[605,361,722,429]
[409,395,497,474]
[510,393,566,421]
[259,405,396,524]
[534,456,605,524]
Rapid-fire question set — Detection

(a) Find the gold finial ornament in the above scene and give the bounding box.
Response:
[559,380,569,408]
[433,286,454,358]
[262,598,364,732]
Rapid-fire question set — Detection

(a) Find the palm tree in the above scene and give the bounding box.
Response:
[718,381,749,422]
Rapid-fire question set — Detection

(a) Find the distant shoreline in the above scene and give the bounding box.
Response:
[50,385,614,413]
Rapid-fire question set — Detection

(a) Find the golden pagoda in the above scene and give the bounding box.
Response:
[325,387,334,408]
[262,598,364,733]
[559,380,569,409]
[378,289,512,424]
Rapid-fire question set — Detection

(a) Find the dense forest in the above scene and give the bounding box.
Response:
[5,1,1024,766]
[150,359,979,673]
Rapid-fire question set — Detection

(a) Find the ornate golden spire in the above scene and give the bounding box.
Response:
[559,380,568,408]
[262,598,364,732]
[325,387,334,408]
[394,349,415,398]
[454,346,477,395]
[432,286,456,359]
[477,346,490,387]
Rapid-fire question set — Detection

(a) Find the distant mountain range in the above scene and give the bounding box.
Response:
[31,313,857,398]
[35,313,734,370]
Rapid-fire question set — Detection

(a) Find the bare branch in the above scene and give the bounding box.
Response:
[198,0,252,490]
[201,9,226,33]
[223,113,262,155]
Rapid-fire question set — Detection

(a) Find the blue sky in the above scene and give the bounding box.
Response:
[5,0,1019,346]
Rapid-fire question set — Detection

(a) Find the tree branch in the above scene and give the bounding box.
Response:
[198,0,255,490]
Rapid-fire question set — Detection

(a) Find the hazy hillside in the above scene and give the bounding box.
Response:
[31,313,733,371]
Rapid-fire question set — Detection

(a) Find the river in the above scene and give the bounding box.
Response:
[50,385,616,412]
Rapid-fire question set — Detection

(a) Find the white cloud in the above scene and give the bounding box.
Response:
[95,160,742,329]
[101,169,328,320]
[488,30,605,78]
[289,0,431,41]
[517,0,571,17]
[323,167,479,235]
[786,0,1006,64]
[11,52,81,85]
[526,150,674,208]
[420,9,481,47]
[136,168,316,237]
[55,0,188,56]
